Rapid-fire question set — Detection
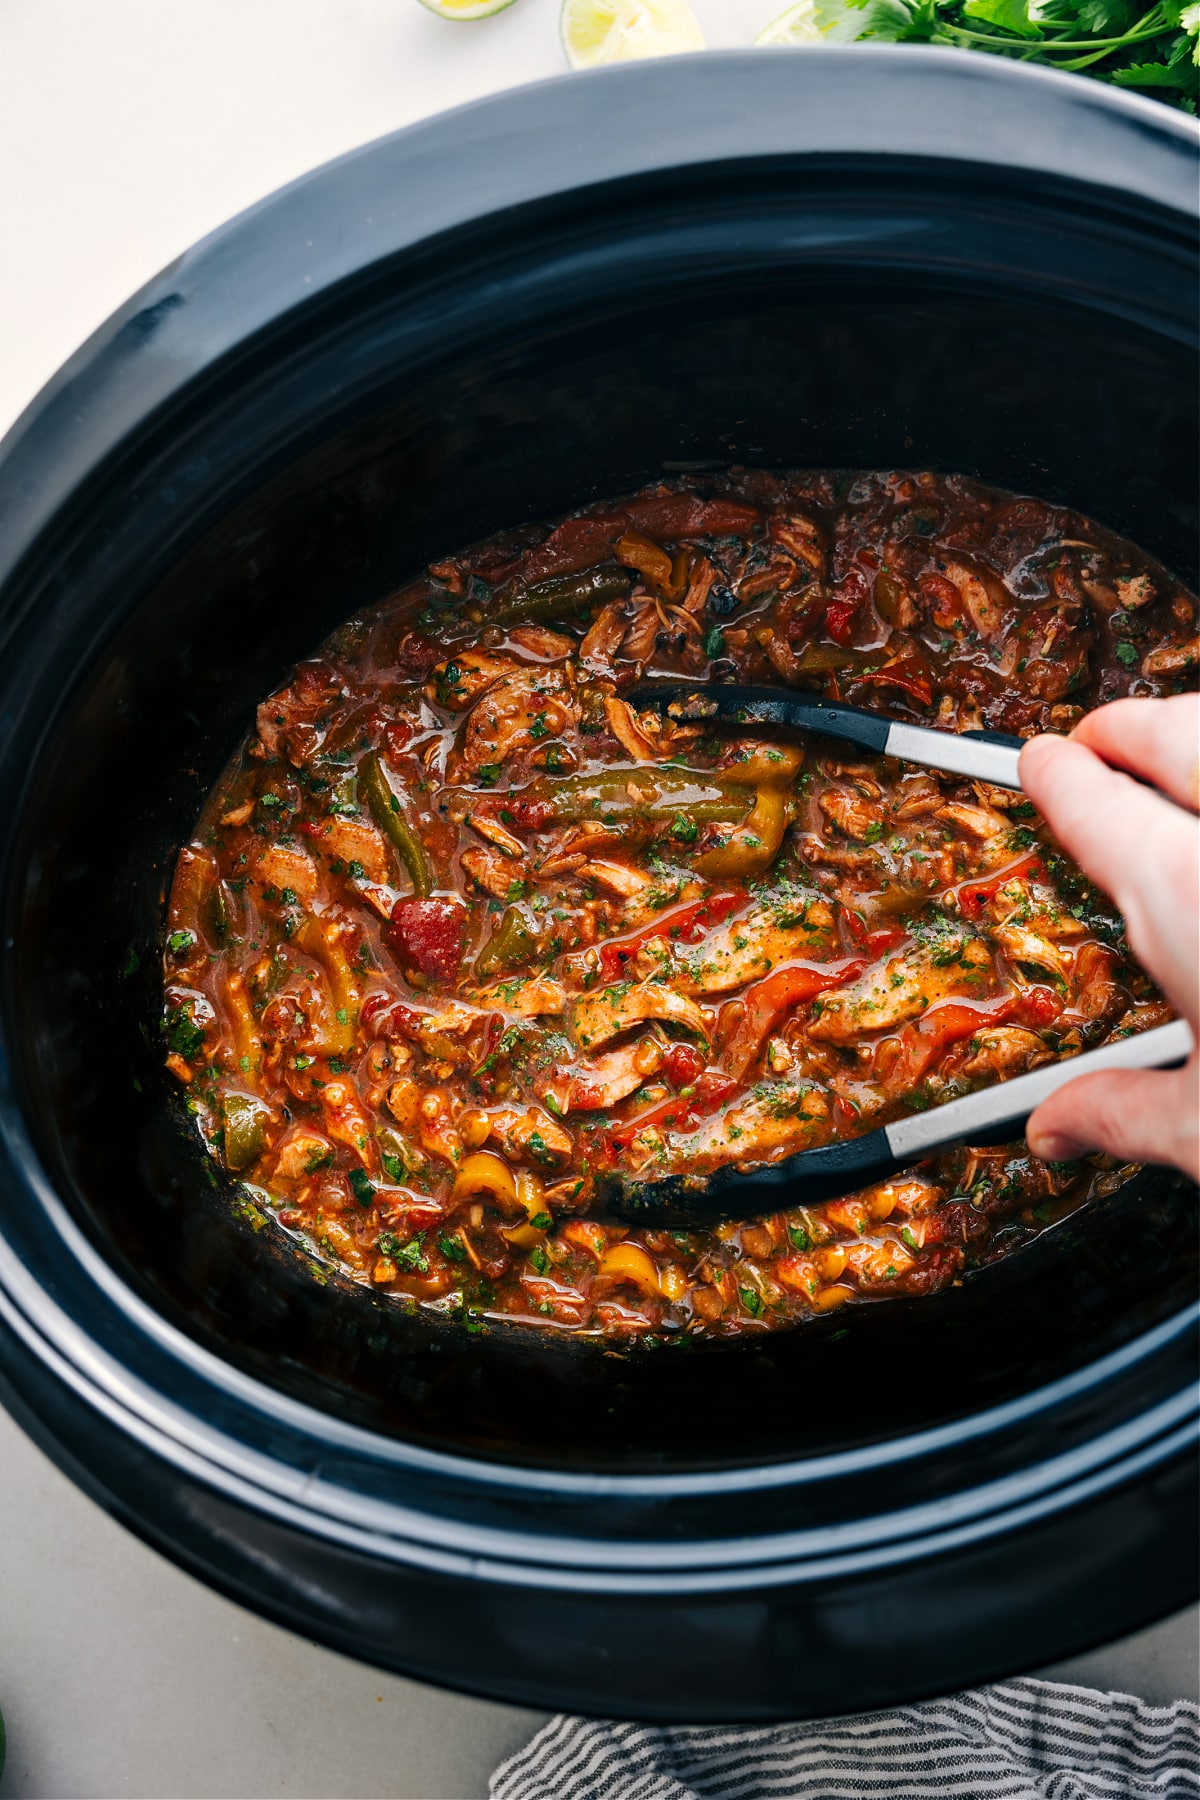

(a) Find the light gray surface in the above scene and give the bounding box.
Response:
[0,1410,547,1800]
[0,1406,1195,1800]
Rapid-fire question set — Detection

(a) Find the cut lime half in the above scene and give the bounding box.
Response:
[755,0,823,42]
[561,0,706,68]
[417,0,517,20]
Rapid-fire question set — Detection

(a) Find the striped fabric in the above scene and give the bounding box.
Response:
[491,1679,1199,1800]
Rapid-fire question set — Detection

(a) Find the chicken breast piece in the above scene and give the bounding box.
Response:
[631,1084,829,1178]
[544,1036,663,1115]
[456,667,577,777]
[675,897,836,996]
[570,981,709,1052]
[474,976,566,1018]
[808,938,996,1043]
[958,1027,1054,1080]
[254,844,319,905]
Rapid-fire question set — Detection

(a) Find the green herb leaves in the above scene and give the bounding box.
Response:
[809,0,1198,109]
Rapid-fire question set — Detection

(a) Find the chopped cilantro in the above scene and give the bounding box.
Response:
[348,1168,374,1207]
[164,1003,205,1060]
[167,929,195,956]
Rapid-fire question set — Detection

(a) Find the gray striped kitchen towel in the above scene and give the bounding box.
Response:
[490,1679,1199,1800]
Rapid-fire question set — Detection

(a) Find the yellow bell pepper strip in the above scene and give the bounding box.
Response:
[295,916,359,1056]
[694,786,790,879]
[223,971,263,1082]
[616,530,680,596]
[358,752,432,898]
[451,1150,518,1210]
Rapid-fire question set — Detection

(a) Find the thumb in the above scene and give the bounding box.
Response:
[1026,1063,1200,1182]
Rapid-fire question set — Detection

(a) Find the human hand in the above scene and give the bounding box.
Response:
[1017,694,1199,1181]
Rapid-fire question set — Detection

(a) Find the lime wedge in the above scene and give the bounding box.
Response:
[417,0,517,19]
[561,0,706,67]
[755,0,823,42]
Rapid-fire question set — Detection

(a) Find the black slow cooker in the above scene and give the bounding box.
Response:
[0,51,1196,1719]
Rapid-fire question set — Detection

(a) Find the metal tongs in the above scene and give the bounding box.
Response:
[595,683,1194,1224]
[629,681,1027,789]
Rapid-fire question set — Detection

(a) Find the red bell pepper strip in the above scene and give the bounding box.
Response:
[826,567,870,646]
[516,516,627,585]
[621,495,760,541]
[840,909,908,959]
[514,498,759,586]
[956,851,1044,919]
[610,1070,739,1148]
[724,959,867,1081]
[597,889,746,983]
[854,653,935,709]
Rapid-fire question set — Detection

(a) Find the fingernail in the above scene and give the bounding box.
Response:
[1028,1126,1083,1162]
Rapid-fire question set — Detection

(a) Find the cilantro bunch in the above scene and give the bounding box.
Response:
[815,0,1200,109]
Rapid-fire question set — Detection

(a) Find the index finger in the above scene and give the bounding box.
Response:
[1067,695,1200,814]
[1018,731,1194,934]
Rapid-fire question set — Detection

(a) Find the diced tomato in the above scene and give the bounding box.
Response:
[501,795,556,831]
[1010,985,1063,1028]
[663,1042,706,1089]
[386,898,467,982]
[598,889,746,983]
[841,909,907,958]
[360,992,422,1039]
[621,495,760,541]
[610,1070,738,1148]
[393,633,445,679]
[724,959,867,1081]
[956,851,1043,918]
[918,572,962,622]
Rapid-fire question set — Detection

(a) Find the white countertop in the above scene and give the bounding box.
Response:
[0,6,1195,1796]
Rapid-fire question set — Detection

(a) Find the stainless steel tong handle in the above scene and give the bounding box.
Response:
[887,1018,1194,1160]
[605,1020,1194,1224]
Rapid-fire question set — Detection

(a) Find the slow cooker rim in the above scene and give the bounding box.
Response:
[0,1213,1195,1588]
[0,1125,1196,1563]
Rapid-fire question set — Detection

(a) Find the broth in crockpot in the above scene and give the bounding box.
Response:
[163,471,1197,1340]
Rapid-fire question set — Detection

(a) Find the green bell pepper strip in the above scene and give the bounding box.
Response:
[222,1093,271,1172]
[537,766,752,825]
[359,752,433,898]
[474,904,538,979]
[488,563,632,627]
